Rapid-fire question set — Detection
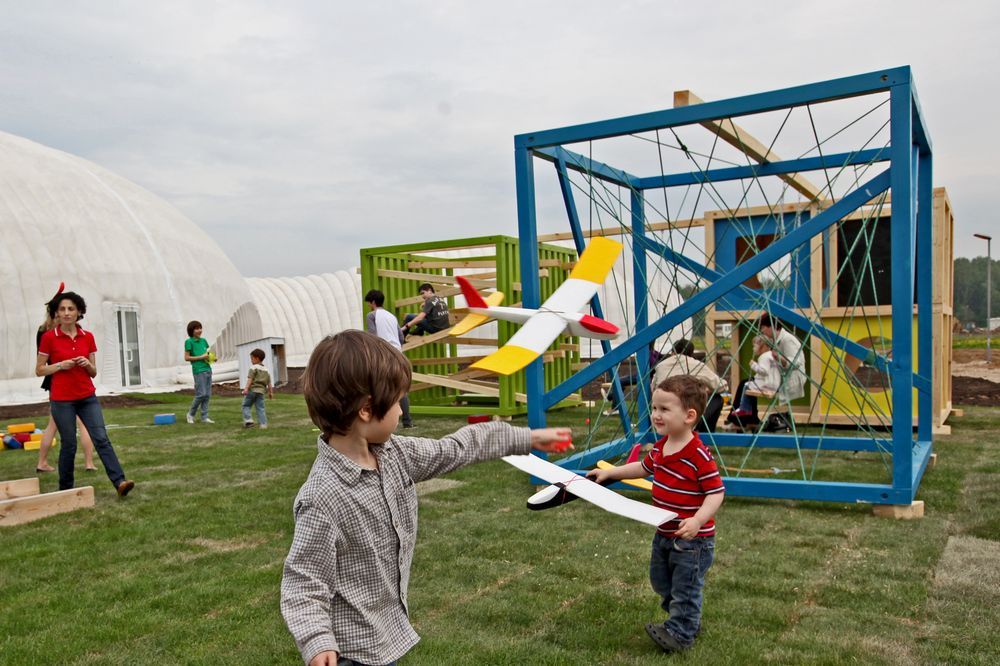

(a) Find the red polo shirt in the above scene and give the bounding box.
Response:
[38,326,98,401]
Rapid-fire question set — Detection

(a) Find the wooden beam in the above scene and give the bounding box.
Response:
[411,372,500,397]
[674,90,825,203]
[410,355,486,367]
[408,259,496,269]
[537,218,704,243]
[401,328,455,352]
[0,486,95,527]
[0,477,40,500]
[377,269,495,289]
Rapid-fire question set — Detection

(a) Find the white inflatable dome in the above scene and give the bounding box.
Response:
[0,130,261,403]
[247,272,363,366]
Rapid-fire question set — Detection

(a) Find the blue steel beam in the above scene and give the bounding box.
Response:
[554,157,634,441]
[631,188,652,435]
[910,77,933,154]
[635,148,888,191]
[514,145,547,428]
[552,474,907,504]
[916,150,934,442]
[542,169,892,409]
[635,234,893,375]
[889,83,915,499]
[515,68,910,150]
[533,146,639,188]
[702,432,890,452]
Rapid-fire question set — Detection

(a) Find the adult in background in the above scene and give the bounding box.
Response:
[35,286,96,473]
[184,320,214,424]
[366,289,416,428]
[35,290,135,496]
[651,339,729,433]
[401,282,450,336]
[728,313,806,430]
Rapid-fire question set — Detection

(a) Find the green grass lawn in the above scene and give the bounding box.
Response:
[1,394,997,665]
[953,335,995,349]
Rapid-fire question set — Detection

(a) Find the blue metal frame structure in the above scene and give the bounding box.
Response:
[515,67,933,505]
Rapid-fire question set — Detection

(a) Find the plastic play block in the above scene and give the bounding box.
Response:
[467,415,490,424]
[29,433,42,442]
[3,435,23,449]
[6,423,36,434]
[12,433,31,444]
[153,413,176,425]
[23,440,41,451]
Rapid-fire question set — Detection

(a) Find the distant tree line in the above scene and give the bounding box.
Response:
[954,257,1000,327]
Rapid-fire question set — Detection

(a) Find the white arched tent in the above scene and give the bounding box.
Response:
[0,130,263,404]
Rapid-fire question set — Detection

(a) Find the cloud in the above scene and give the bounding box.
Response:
[1,0,998,276]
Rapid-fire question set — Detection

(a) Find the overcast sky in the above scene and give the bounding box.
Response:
[2,1,996,277]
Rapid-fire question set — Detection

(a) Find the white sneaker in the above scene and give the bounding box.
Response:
[186,413,195,424]
[202,418,215,424]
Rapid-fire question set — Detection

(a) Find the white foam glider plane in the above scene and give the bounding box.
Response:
[452,236,624,376]
[503,454,677,527]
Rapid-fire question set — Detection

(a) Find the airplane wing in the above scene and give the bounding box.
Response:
[540,236,623,313]
[471,312,565,375]
[449,291,504,337]
[503,454,677,527]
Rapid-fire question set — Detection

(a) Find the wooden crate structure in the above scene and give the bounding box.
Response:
[704,188,955,431]
[360,235,582,416]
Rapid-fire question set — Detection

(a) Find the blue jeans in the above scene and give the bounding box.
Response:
[50,394,126,491]
[399,394,412,427]
[649,533,715,647]
[241,392,267,425]
[189,370,212,420]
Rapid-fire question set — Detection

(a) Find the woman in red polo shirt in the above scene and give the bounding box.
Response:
[36,291,135,496]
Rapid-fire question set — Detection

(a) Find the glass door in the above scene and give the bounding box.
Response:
[114,306,142,387]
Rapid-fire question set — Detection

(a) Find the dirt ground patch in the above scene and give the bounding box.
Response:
[0,394,161,421]
[175,366,306,397]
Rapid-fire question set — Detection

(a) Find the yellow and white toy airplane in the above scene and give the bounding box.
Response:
[453,236,624,376]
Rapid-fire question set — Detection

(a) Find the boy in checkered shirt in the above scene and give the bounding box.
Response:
[280,330,570,666]
[588,374,725,652]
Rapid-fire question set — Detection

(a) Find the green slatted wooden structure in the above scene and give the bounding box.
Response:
[360,235,582,416]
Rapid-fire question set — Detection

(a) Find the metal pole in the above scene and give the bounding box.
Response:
[975,234,992,363]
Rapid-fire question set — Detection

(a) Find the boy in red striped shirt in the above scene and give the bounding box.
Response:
[589,374,725,652]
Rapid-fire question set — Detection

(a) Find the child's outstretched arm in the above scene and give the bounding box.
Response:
[396,422,571,483]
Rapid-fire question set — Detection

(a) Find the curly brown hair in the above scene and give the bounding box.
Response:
[654,374,707,420]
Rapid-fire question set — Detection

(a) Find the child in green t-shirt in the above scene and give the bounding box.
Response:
[242,348,274,429]
[184,320,214,424]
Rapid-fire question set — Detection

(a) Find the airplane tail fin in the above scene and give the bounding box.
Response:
[455,276,488,309]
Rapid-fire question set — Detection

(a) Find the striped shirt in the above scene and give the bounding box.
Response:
[280,422,533,665]
[641,432,725,537]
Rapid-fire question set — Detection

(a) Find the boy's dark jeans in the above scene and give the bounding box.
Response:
[649,533,715,647]
[51,394,126,491]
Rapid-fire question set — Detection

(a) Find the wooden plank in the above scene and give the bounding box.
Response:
[411,372,500,397]
[674,90,825,202]
[0,478,40,500]
[0,486,95,527]
[377,269,496,289]
[537,218,704,243]
[401,328,454,352]
[408,259,497,269]
[444,336,499,347]
[410,355,485,367]
[872,501,925,520]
